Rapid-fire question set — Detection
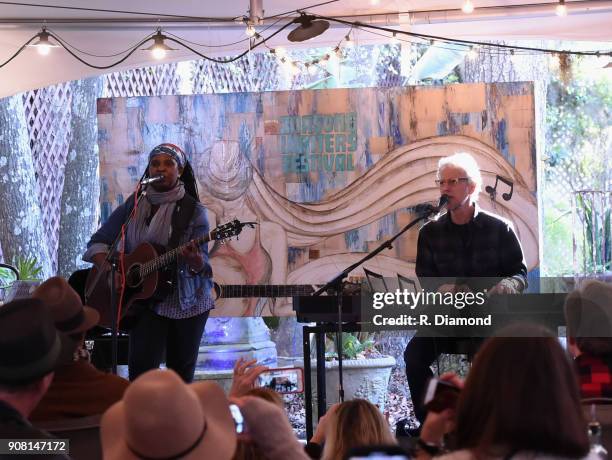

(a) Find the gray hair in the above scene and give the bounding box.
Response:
[438,152,482,201]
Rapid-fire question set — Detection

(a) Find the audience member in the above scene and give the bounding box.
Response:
[232,396,310,460]
[565,280,612,399]
[232,387,284,460]
[29,277,129,422]
[308,400,396,460]
[0,298,71,459]
[229,357,269,397]
[100,369,236,460]
[416,324,590,460]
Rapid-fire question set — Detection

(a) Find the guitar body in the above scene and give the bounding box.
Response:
[85,242,174,328]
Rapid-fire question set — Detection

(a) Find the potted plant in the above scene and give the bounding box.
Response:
[310,331,396,413]
[2,256,44,302]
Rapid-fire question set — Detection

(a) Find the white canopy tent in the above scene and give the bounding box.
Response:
[0,0,610,97]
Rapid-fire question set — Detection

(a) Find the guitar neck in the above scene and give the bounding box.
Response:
[140,233,211,277]
[218,284,315,298]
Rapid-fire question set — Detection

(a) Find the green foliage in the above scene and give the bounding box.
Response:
[325,332,376,360]
[545,60,611,180]
[263,316,280,330]
[542,56,612,275]
[0,266,18,287]
[574,193,612,274]
[12,255,43,281]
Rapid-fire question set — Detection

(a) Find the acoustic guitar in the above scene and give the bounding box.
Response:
[84,219,253,327]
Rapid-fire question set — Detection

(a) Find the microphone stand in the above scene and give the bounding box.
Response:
[313,204,441,403]
[85,183,151,375]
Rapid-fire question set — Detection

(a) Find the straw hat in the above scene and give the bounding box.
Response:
[101,369,236,460]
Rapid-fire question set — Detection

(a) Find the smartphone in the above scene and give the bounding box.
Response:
[256,367,304,394]
[423,377,460,413]
[347,445,410,459]
[229,403,245,434]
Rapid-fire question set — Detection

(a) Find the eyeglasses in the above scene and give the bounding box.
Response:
[435,177,469,187]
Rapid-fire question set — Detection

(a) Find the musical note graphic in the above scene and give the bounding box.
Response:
[485,175,514,201]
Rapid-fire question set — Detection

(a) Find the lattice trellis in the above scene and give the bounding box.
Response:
[22,83,73,273]
[103,62,182,97]
[192,53,281,93]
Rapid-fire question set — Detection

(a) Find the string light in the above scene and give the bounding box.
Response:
[245,23,257,37]
[1,12,609,72]
[275,46,287,59]
[142,31,176,60]
[556,0,568,16]
[391,32,400,44]
[462,0,475,14]
[27,29,60,56]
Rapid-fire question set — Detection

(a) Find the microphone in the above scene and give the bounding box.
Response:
[437,194,449,212]
[140,175,164,185]
[414,195,449,217]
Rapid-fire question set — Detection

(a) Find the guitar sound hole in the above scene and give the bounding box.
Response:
[126,265,142,288]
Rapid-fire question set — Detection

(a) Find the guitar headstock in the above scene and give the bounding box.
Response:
[211,219,258,242]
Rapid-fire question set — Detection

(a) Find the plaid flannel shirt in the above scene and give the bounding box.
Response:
[416,204,528,292]
[576,353,612,398]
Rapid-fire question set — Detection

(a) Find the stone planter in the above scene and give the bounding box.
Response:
[310,356,396,415]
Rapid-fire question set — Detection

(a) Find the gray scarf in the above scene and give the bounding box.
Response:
[127,182,186,250]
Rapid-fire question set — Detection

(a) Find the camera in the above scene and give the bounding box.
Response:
[423,377,461,413]
[256,367,304,394]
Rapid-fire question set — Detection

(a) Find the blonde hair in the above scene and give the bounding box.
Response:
[244,387,284,408]
[322,399,395,460]
[438,152,482,202]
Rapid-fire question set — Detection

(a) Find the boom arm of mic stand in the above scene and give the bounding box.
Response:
[313,210,432,297]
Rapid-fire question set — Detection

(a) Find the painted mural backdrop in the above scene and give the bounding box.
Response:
[96,83,538,317]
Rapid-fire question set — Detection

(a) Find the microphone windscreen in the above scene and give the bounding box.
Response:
[438,194,449,208]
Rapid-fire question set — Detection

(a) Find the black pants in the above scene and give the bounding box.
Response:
[128,308,209,383]
[404,336,481,423]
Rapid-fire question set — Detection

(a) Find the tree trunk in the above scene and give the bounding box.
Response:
[459,42,549,136]
[0,94,52,277]
[57,77,103,278]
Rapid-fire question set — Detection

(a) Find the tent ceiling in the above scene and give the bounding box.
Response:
[0,0,610,97]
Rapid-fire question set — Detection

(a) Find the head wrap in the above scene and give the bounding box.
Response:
[149,143,186,169]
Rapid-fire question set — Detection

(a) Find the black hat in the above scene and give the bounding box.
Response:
[0,298,71,385]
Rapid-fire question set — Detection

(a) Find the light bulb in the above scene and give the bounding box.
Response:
[152,47,167,60]
[556,0,567,16]
[275,46,287,59]
[246,24,257,37]
[462,0,474,14]
[391,32,400,44]
[37,44,51,56]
